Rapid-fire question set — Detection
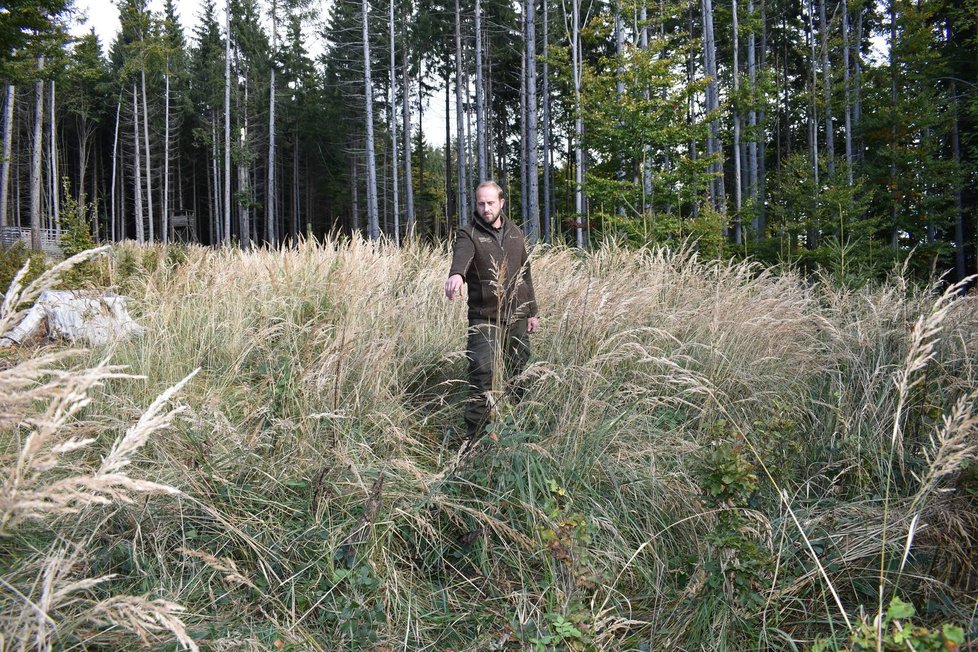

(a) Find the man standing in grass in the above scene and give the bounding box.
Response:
[444,181,540,441]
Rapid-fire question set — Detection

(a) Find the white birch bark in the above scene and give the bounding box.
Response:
[49,80,60,232]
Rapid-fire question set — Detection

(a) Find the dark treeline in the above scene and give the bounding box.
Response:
[0,0,975,281]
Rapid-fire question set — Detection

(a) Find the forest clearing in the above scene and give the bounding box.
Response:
[1,239,976,650]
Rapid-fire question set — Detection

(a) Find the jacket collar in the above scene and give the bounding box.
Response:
[472,213,508,237]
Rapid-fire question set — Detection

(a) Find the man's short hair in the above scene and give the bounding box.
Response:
[474,180,504,200]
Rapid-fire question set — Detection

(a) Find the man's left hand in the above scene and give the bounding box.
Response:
[527,316,540,334]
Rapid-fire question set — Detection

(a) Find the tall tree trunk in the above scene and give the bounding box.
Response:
[520,49,528,223]
[454,0,468,226]
[30,58,44,250]
[854,5,862,162]
[950,78,964,280]
[819,0,834,176]
[224,1,232,245]
[238,123,250,249]
[0,84,14,228]
[842,0,853,185]
[572,0,584,246]
[732,0,742,244]
[362,0,379,239]
[267,0,277,246]
[351,151,360,232]
[388,0,400,244]
[164,66,171,243]
[687,3,698,220]
[542,0,552,241]
[888,0,898,250]
[110,96,121,241]
[444,67,452,239]
[702,0,724,212]
[525,0,539,239]
[212,115,221,243]
[614,0,625,219]
[133,84,145,243]
[474,0,486,181]
[48,80,59,232]
[403,38,415,236]
[748,0,759,233]
[806,0,819,249]
[756,0,767,235]
[141,68,154,242]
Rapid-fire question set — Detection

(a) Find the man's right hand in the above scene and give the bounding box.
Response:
[445,274,464,300]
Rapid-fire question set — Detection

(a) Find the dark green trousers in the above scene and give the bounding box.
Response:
[465,318,530,439]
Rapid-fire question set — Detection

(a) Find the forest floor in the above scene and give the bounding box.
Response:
[2,239,977,651]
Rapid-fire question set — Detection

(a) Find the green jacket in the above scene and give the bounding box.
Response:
[448,216,538,322]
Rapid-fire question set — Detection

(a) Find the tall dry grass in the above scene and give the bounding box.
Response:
[2,237,976,650]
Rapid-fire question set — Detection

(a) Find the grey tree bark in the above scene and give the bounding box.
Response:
[388,0,400,244]
[0,84,14,228]
[525,0,539,239]
[541,0,552,241]
[224,0,232,245]
[732,0,742,244]
[454,0,468,226]
[842,0,853,185]
[474,0,486,181]
[141,68,154,241]
[132,83,145,243]
[164,66,171,243]
[819,0,834,176]
[572,0,584,246]
[31,58,44,250]
[267,0,278,245]
[110,97,120,241]
[48,80,59,232]
[362,0,380,239]
[403,38,416,236]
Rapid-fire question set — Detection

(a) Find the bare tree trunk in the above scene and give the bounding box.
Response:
[888,0,898,250]
[48,80,60,232]
[388,0,400,244]
[224,1,232,245]
[141,68,154,241]
[572,0,584,246]
[133,84,145,243]
[474,0,486,181]
[454,0,468,226]
[842,0,853,186]
[361,0,379,239]
[748,0,759,232]
[110,96,121,241]
[403,38,415,236]
[732,0,742,244]
[542,0,552,241]
[351,151,360,232]
[30,58,44,250]
[267,0,277,246]
[702,0,724,212]
[238,124,250,249]
[819,0,834,177]
[212,115,221,243]
[806,0,819,248]
[0,84,14,228]
[444,68,452,239]
[164,66,171,243]
[950,77,964,280]
[520,48,528,222]
[525,0,539,239]
[687,3,698,220]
